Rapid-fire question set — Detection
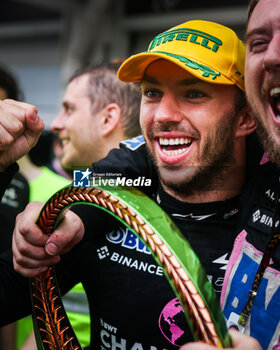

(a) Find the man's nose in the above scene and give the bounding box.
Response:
[264,33,280,71]
[50,111,65,133]
[154,94,183,123]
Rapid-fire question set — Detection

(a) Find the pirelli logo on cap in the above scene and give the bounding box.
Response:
[148,29,222,52]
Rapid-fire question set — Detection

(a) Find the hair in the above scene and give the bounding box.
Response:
[247,0,260,22]
[0,65,22,100]
[69,61,141,138]
[234,86,247,114]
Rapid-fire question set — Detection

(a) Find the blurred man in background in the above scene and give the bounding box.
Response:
[21,61,141,349]
[50,61,141,172]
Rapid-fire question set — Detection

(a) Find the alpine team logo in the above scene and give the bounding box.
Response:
[212,253,229,270]
[73,168,91,187]
[120,135,145,150]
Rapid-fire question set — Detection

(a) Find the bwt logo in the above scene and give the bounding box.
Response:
[73,169,91,187]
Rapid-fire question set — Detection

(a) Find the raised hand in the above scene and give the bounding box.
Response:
[0,99,44,171]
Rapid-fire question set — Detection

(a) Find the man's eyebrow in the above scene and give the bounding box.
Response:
[141,75,160,85]
[141,74,203,86]
[62,100,74,109]
[179,78,204,86]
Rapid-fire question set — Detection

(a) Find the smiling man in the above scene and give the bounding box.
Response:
[138,60,243,203]
[245,0,280,165]
[117,20,253,204]
[51,62,141,171]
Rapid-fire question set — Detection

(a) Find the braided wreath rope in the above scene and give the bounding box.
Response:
[31,184,231,349]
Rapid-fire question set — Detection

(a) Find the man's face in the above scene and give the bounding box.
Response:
[51,74,104,170]
[245,0,280,164]
[140,60,239,199]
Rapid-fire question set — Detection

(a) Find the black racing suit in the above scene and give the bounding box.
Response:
[0,172,29,253]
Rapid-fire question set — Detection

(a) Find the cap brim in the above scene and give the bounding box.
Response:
[118,51,236,87]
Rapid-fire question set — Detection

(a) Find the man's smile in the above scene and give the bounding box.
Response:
[156,136,194,164]
[61,138,70,147]
[269,86,280,121]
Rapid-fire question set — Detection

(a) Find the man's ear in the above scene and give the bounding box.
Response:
[235,106,257,137]
[100,103,121,137]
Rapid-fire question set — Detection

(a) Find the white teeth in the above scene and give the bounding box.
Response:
[270,87,280,97]
[159,137,192,157]
[270,87,280,120]
[159,137,191,146]
[169,139,175,145]
[61,139,68,146]
[162,147,188,156]
[160,138,169,145]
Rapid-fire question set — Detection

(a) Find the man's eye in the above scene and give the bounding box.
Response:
[142,89,161,98]
[65,106,74,113]
[250,40,268,53]
[186,91,204,98]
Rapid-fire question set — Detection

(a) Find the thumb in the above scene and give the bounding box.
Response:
[24,107,45,148]
[229,328,262,349]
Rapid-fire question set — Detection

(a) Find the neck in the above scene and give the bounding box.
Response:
[103,131,126,156]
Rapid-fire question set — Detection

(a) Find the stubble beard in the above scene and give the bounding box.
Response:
[147,116,237,198]
[250,103,280,166]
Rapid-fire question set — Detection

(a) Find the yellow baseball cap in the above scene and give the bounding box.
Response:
[118,20,245,91]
